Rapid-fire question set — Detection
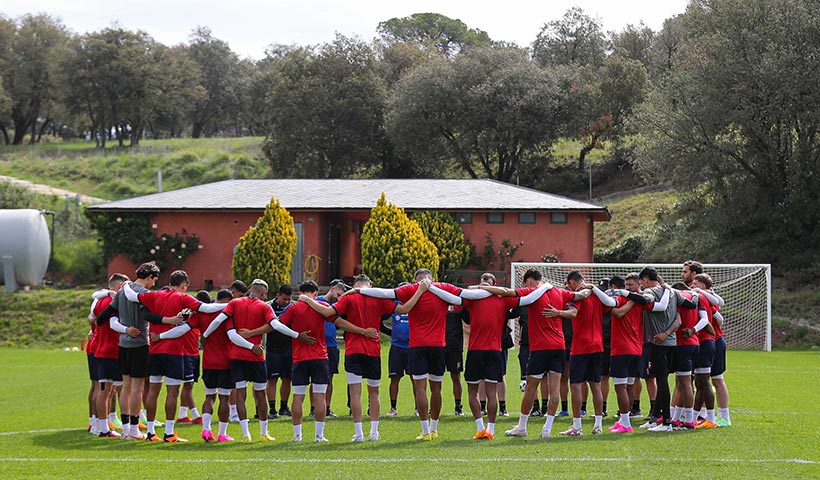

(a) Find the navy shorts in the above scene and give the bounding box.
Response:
[526,349,565,377]
[640,343,655,379]
[327,347,340,375]
[408,346,446,377]
[569,352,603,384]
[675,345,699,373]
[388,346,409,378]
[711,337,727,376]
[345,354,381,380]
[230,359,267,386]
[118,345,149,378]
[464,350,503,383]
[518,345,529,379]
[609,354,641,380]
[88,354,102,381]
[202,369,233,391]
[184,355,200,382]
[266,350,293,380]
[98,357,122,382]
[445,350,463,373]
[600,348,611,376]
[149,353,185,381]
[696,339,716,371]
[292,359,330,387]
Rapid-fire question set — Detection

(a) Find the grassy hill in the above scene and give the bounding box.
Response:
[0,137,269,200]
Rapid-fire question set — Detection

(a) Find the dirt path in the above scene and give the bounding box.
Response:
[0,175,106,204]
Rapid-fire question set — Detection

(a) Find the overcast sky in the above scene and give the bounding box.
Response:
[0,0,690,59]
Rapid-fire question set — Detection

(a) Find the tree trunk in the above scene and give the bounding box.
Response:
[0,125,9,145]
[192,121,203,138]
[130,123,141,147]
[37,118,52,143]
[578,134,599,171]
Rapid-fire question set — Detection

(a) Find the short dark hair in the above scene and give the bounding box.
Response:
[136,262,160,279]
[480,272,496,285]
[230,280,248,294]
[277,284,293,296]
[216,289,233,301]
[625,272,639,282]
[684,260,703,274]
[609,275,625,289]
[196,290,212,303]
[329,279,349,291]
[414,268,433,281]
[566,270,584,282]
[353,274,372,287]
[169,270,189,287]
[671,282,690,291]
[299,280,319,293]
[694,273,714,289]
[639,267,659,282]
[522,269,542,283]
[598,277,611,289]
[108,273,129,287]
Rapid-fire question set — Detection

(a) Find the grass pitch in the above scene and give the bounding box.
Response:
[0,348,817,479]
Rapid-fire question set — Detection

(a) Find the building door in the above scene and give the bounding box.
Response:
[291,222,303,285]
[328,223,341,280]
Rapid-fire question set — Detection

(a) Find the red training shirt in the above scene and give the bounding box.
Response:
[279,301,328,364]
[332,293,396,357]
[463,295,519,351]
[190,312,230,371]
[138,289,202,356]
[569,294,605,355]
[93,295,120,359]
[223,296,274,362]
[395,282,463,348]
[675,291,701,347]
[610,296,650,356]
[516,286,576,351]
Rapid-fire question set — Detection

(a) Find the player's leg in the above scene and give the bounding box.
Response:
[278,352,293,416]
[712,337,731,426]
[366,376,381,440]
[428,347,446,432]
[467,381,482,434]
[346,355,366,441]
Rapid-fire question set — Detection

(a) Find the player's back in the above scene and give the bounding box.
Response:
[280,301,328,363]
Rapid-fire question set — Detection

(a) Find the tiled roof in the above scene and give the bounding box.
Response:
[88,179,609,217]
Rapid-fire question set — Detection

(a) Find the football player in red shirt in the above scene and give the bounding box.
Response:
[300,275,427,442]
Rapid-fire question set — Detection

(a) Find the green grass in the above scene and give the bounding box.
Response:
[0,137,269,200]
[594,189,679,252]
[0,348,817,478]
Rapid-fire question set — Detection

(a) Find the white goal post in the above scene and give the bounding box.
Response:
[511,263,772,351]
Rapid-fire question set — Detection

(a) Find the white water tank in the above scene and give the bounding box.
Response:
[0,209,51,287]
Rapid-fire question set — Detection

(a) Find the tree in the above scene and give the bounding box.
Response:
[386,46,569,183]
[2,14,69,145]
[610,23,655,69]
[650,15,686,77]
[232,197,297,288]
[361,193,439,287]
[532,7,606,67]
[630,0,820,267]
[566,55,648,170]
[410,211,471,279]
[377,13,491,57]
[0,79,10,144]
[262,35,390,178]
[186,27,244,138]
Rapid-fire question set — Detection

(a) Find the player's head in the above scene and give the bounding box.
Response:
[299,280,319,298]
[624,272,640,292]
[215,289,233,303]
[565,270,585,291]
[275,284,292,305]
[609,275,625,289]
[682,260,703,283]
[639,266,659,288]
[480,272,496,286]
[522,269,542,287]
[169,270,190,290]
[196,290,212,303]
[230,280,248,298]
[249,278,269,300]
[108,273,129,290]
[671,282,689,291]
[353,274,372,288]
[693,273,713,289]
[414,268,434,282]
[135,262,160,287]
[327,279,349,301]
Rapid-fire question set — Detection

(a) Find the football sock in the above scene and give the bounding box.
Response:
[280,400,288,411]
[632,400,640,412]
[499,400,506,411]
[475,418,485,432]
[572,417,582,430]
[602,401,608,413]
[164,420,174,436]
[147,422,156,435]
[230,405,238,417]
[718,407,730,420]
[487,422,495,435]
[581,401,587,412]
[560,401,568,411]
[543,415,555,433]
[240,419,250,437]
[621,413,631,428]
[390,399,397,409]
[190,408,200,419]
[293,424,302,437]
[594,415,602,428]
[430,418,439,432]
[650,400,656,415]
[479,400,486,411]
[268,400,276,411]
[354,422,363,438]
[370,421,379,436]
[202,413,212,431]
[707,409,716,423]
[178,406,188,419]
[260,419,268,435]
[218,422,228,437]
[315,421,325,438]
[517,413,529,429]
[420,419,430,435]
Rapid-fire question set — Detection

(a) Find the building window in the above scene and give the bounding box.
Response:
[454,212,472,224]
[518,212,536,224]
[550,212,568,224]
[487,212,504,224]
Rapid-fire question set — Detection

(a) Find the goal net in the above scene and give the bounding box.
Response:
[511,263,772,351]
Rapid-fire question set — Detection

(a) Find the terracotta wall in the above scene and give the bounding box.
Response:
[106,209,596,289]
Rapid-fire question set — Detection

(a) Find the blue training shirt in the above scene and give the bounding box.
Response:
[316,295,338,348]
